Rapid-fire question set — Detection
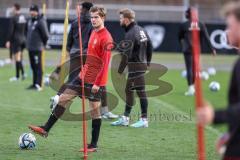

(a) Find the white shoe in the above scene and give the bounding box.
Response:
[102,112,119,119]
[130,118,149,128]
[111,116,129,126]
[9,77,19,82]
[50,95,60,111]
[185,85,195,96]
[35,84,43,91]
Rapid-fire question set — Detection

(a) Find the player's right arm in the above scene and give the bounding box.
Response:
[6,17,15,48]
[178,23,184,47]
[118,31,135,74]
[66,21,74,53]
[198,61,240,125]
[214,61,240,124]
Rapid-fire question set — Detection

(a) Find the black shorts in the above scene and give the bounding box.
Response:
[11,42,25,54]
[67,78,104,102]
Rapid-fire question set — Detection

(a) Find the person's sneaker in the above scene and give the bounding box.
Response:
[102,112,119,119]
[130,118,149,128]
[35,84,43,91]
[111,116,129,126]
[50,95,60,111]
[28,125,48,138]
[9,77,19,82]
[79,144,97,152]
[184,85,195,96]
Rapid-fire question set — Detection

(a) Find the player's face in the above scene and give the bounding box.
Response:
[30,11,38,17]
[119,14,127,27]
[226,14,240,48]
[91,12,104,29]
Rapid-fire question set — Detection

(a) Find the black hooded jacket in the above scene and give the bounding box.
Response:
[66,13,92,55]
[178,20,214,54]
[213,57,240,157]
[26,14,49,51]
[118,22,153,73]
[7,13,27,45]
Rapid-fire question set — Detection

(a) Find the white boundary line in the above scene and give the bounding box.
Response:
[151,98,221,136]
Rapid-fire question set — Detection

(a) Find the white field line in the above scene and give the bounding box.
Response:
[151,98,221,136]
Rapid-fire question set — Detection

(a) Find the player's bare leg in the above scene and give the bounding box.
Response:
[29,88,77,137]
[101,88,118,119]
[9,51,25,81]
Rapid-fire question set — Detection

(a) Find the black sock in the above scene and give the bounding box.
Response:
[43,114,58,132]
[91,119,102,147]
[124,105,132,117]
[19,61,25,77]
[140,98,148,118]
[16,61,20,78]
[43,105,66,132]
[57,84,67,96]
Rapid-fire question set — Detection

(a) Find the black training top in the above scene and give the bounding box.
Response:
[7,13,27,44]
[118,22,153,73]
[213,57,240,157]
[66,12,93,55]
[26,15,49,51]
[178,20,214,54]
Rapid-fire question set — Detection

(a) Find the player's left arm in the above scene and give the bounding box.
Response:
[146,31,153,66]
[92,38,112,93]
[38,18,49,46]
[200,23,216,55]
[6,17,15,48]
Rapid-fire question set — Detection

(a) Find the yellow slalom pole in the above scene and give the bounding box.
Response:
[41,0,47,87]
[59,0,70,85]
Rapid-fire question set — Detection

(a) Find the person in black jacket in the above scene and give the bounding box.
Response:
[50,2,118,119]
[197,2,240,160]
[26,4,49,91]
[178,7,216,96]
[111,8,152,128]
[5,3,26,82]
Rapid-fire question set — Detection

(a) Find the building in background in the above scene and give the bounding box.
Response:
[0,0,229,23]
[0,0,235,54]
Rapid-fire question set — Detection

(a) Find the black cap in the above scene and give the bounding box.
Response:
[30,4,39,12]
[81,2,93,11]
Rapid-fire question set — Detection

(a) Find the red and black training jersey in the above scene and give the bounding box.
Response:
[80,27,113,86]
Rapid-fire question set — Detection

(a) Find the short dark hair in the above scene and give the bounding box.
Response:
[81,2,93,11]
[14,3,21,11]
[89,5,107,18]
[223,1,240,21]
[119,8,135,21]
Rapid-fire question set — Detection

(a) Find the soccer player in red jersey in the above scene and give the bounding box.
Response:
[29,5,113,152]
